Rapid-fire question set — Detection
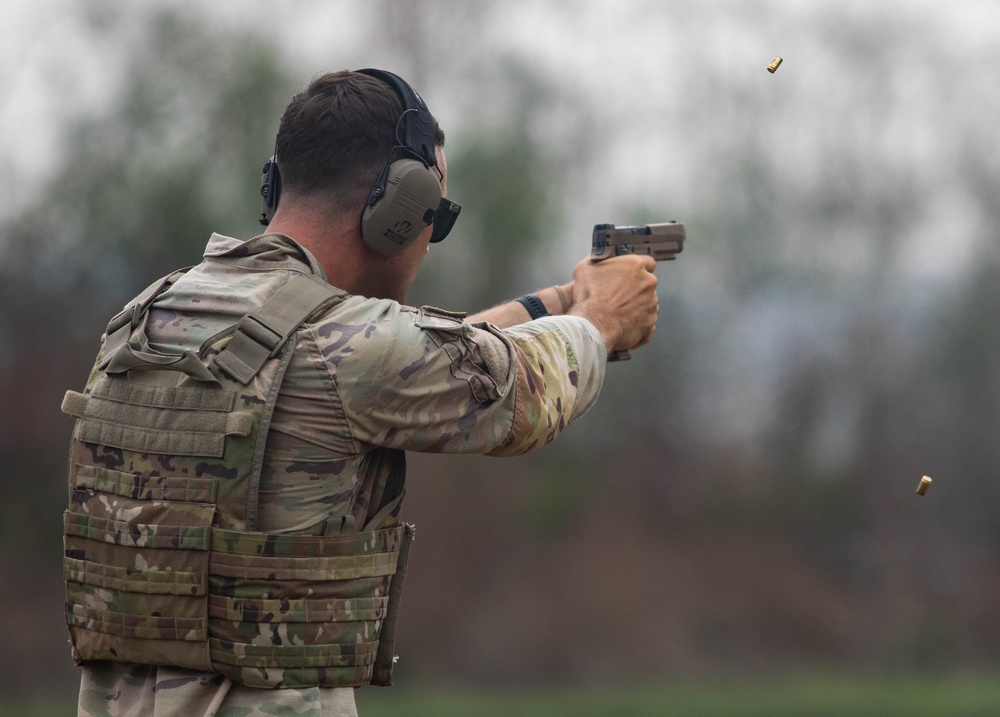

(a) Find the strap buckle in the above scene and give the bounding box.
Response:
[232,314,284,356]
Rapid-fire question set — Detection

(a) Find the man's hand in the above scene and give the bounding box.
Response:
[465,254,659,354]
[567,254,658,354]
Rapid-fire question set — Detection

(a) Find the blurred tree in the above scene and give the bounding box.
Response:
[409,58,573,311]
[0,6,294,698]
[0,3,292,546]
[9,0,1000,700]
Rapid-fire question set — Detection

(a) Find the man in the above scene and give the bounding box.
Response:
[64,69,658,717]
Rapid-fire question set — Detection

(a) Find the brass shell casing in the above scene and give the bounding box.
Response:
[768,56,783,73]
[917,475,932,496]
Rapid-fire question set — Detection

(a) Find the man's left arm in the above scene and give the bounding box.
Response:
[481,312,605,456]
[467,282,573,328]
[323,295,604,457]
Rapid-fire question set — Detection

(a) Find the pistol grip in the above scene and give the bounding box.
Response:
[608,350,631,362]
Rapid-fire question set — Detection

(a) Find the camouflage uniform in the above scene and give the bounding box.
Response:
[74,232,606,716]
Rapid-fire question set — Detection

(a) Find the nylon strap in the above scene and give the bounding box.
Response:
[99,268,220,383]
[105,347,218,383]
[371,522,415,686]
[214,274,345,385]
[101,269,191,368]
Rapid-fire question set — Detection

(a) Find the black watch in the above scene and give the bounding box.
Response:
[516,294,550,320]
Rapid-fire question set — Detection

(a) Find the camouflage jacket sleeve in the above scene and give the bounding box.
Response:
[486,315,606,456]
[310,298,606,456]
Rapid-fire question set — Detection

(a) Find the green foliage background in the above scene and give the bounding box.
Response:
[4,0,1000,711]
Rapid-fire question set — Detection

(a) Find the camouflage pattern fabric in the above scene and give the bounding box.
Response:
[73,232,606,716]
[78,662,359,716]
[62,269,407,689]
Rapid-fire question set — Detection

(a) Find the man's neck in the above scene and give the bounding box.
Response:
[266,208,408,303]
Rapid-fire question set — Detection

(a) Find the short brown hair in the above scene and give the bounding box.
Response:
[275,71,444,213]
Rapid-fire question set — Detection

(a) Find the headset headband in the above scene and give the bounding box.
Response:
[355,68,438,168]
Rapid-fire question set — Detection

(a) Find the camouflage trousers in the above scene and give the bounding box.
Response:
[78,663,359,717]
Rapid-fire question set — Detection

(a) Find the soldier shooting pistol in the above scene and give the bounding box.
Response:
[591,221,686,361]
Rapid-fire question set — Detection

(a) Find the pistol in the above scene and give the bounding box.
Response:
[591,222,686,361]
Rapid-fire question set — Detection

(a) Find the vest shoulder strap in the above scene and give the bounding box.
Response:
[102,269,192,365]
[214,273,346,385]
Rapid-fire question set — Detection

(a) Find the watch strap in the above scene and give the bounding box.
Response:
[515,294,550,320]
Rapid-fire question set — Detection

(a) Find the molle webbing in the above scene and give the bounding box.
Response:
[62,270,412,688]
[207,525,405,688]
[61,384,253,458]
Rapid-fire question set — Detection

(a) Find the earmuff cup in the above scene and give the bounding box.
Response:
[361,158,442,256]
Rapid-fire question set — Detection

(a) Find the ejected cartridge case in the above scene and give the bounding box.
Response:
[767,56,783,73]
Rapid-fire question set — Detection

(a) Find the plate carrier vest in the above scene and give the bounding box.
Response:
[60,269,414,689]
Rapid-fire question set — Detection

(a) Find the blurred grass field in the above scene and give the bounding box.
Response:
[356,679,1000,717]
[12,676,1000,717]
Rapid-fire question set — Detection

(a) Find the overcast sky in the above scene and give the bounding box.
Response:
[6,0,998,172]
[6,0,1000,282]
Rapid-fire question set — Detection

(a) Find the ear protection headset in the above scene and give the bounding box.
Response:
[259,68,460,256]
